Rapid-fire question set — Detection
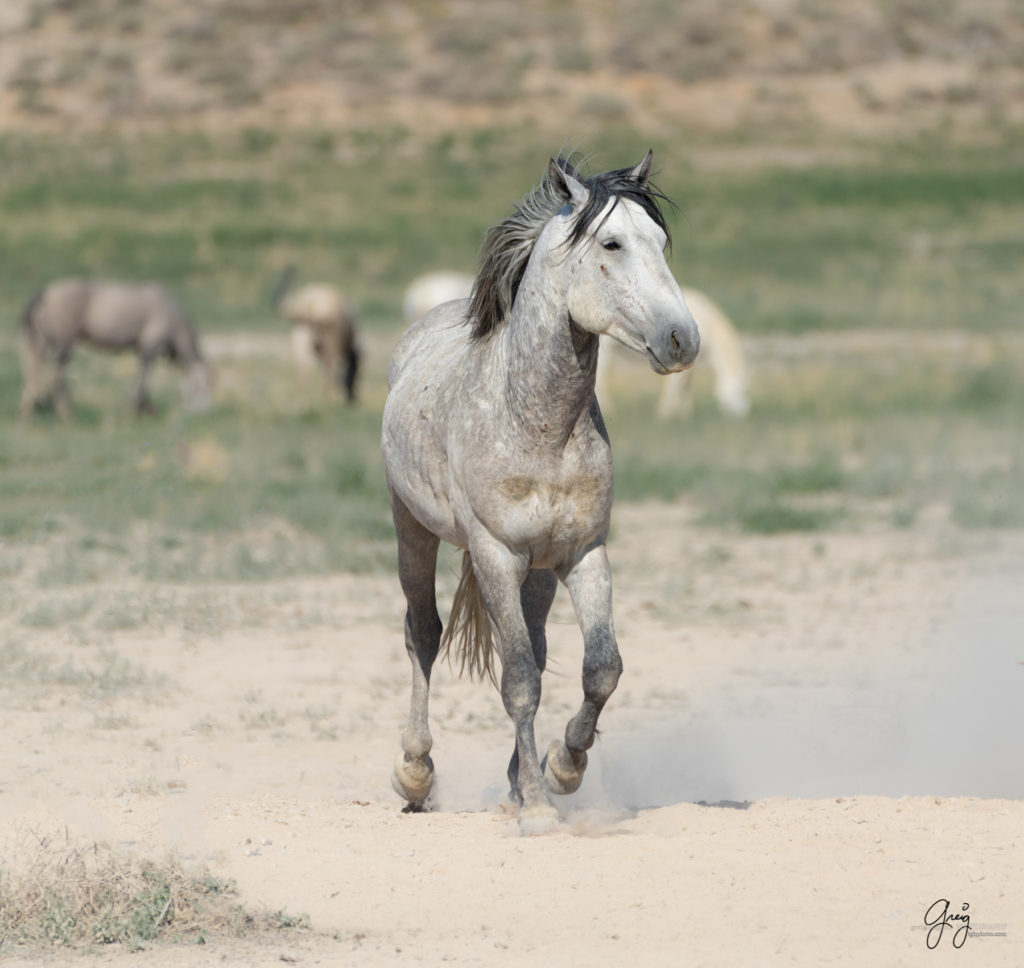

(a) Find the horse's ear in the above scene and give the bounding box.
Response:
[630,150,654,186]
[548,158,588,209]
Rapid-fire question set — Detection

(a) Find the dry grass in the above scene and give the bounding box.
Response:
[0,828,308,953]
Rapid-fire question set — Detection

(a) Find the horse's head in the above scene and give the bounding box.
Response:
[181,360,215,413]
[549,152,700,374]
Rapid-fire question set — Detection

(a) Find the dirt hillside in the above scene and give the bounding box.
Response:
[2,0,1023,137]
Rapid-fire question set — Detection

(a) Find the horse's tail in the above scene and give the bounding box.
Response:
[19,288,45,337]
[440,552,497,686]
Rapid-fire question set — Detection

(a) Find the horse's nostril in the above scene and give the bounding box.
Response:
[670,329,681,354]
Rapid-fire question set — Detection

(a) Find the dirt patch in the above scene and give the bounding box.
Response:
[2,504,1022,964]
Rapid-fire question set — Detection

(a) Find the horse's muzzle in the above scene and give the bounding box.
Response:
[646,322,700,373]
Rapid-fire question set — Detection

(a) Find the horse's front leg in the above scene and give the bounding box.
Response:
[504,569,557,797]
[545,542,622,796]
[132,353,157,415]
[470,540,558,833]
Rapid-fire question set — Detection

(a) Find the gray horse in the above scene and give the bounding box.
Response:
[18,279,214,418]
[382,152,699,833]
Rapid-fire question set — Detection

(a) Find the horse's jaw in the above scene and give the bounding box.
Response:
[600,320,700,375]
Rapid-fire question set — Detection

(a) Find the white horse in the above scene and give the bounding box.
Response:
[402,271,474,324]
[596,286,750,418]
[381,152,699,833]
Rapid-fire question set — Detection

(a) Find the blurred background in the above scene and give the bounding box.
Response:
[0,0,1022,571]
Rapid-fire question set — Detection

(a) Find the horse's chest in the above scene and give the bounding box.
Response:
[487,462,611,556]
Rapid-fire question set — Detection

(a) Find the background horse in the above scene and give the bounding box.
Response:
[273,266,361,403]
[18,279,213,419]
[402,270,474,325]
[381,152,699,833]
[597,285,750,418]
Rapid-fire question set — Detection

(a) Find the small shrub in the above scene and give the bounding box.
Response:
[0,836,308,951]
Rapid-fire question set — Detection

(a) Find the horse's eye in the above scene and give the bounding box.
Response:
[601,239,621,252]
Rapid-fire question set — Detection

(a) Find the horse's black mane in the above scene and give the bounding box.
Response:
[467,154,673,339]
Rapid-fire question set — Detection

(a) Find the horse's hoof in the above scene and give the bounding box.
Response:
[542,740,587,795]
[517,803,560,837]
[391,752,434,807]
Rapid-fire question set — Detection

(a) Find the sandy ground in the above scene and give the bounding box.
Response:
[2,503,1023,966]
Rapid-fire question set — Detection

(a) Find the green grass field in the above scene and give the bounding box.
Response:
[1,125,1022,584]
[3,125,1024,332]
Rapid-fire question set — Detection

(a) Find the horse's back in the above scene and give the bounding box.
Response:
[79,282,180,349]
[402,272,474,324]
[279,284,351,327]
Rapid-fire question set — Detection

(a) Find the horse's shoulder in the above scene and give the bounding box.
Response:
[388,304,472,388]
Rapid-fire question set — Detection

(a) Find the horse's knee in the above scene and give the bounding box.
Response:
[582,649,623,705]
[500,653,541,720]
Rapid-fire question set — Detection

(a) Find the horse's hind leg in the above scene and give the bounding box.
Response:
[390,492,442,809]
[505,569,557,797]
[545,543,622,796]
[17,334,45,419]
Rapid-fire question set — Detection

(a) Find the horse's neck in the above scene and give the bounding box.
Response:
[501,280,599,443]
[175,322,202,364]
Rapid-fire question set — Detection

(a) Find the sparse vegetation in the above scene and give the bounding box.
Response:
[0,111,1021,555]
[0,834,308,952]
[0,642,166,702]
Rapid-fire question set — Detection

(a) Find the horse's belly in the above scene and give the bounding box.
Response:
[81,316,142,351]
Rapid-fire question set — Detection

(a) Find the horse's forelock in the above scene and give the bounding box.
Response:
[565,165,674,255]
[468,156,673,340]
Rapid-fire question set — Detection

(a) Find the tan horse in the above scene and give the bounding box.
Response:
[273,267,361,403]
[19,279,214,419]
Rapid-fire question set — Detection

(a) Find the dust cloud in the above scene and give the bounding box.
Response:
[579,574,1024,810]
[427,560,1022,817]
